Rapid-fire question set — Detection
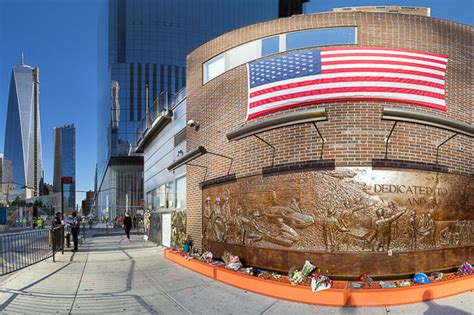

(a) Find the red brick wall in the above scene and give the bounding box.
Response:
[186,12,473,248]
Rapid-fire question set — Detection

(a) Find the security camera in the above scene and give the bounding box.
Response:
[187,119,200,130]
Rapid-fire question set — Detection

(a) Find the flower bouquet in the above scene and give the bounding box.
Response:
[288,260,316,285]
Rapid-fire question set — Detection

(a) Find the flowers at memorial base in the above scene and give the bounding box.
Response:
[289,260,316,285]
[379,281,397,288]
[311,273,332,292]
[359,273,375,287]
[397,281,411,287]
[456,262,473,276]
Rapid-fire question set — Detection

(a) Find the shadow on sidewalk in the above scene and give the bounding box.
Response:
[423,290,471,315]
[0,262,72,312]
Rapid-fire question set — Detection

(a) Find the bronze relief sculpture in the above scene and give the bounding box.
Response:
[202,168,473,276]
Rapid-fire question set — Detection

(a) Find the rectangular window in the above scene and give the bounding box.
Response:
[286,28,357,51]
[204,54,225,82]
[261,36,279,56]
[152,64,157,103]
[175,176,186,209]
[159,64,164,93]
[174,65,179,93]
[129,63,134,121]
[158,184,166,208]
[167,65,172,101]
[181,66,186,88]
[226,40,260,70]
[146,190,154,210]
[145,63,149,86]
[174,128,186,146]
[137,63,142,121]
[203,27,357,84]
[117,0,126,63]
[166,181,174,208]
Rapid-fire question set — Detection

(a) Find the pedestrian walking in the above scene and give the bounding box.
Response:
[123,211,132,242]
[71,212,80,252]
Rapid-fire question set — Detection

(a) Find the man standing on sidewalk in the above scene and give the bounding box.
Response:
[71,211,80,252]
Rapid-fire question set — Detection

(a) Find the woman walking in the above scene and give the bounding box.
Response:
[123,211,132,242]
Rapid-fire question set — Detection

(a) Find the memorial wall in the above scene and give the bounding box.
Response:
[202,168,473,276]
[185,11,473,278]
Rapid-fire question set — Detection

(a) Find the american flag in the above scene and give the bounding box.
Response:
[247,47,448,120]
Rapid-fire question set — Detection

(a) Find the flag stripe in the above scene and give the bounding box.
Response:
[321,53,448,65]
[321,68,445,80]
[250,78,445,99]
[247,98,447,120]
[249,87,445,109]
[249,72,444,93]
[321,64,445,76]
[247,47,447,120]
[322,57,446,69]
[320,47,448,61]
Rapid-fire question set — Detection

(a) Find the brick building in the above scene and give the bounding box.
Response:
[182,10,472,277]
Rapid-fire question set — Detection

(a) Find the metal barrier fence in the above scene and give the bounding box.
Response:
[0,226,63,276]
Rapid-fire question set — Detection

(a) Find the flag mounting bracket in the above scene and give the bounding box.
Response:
[253,134,276,167]
[205,151,234,175]
[312,122,326,160]
[384,121,398,159]
[435,133,458,166]
[187,163,208,182]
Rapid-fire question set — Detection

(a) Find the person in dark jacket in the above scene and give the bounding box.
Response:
[71,211,80,252]
[54,212,62,227]
[123,211,132,242]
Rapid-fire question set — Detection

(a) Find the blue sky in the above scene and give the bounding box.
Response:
[0,0,471,205]
[0,0,106,203]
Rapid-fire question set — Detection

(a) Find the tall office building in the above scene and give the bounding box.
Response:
[53,125,76,212]
[3,53,42,198]
[0,153,3,202]
[97,0,308,219]
[0,153,3,185]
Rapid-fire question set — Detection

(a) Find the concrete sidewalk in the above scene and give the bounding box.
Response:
[0,235,472,315]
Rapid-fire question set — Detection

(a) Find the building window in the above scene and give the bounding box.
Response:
[286,28,357,51]
[204,54,225,82]
[175,176,186,209]
[261,36,279,56]
[146,190,155,210]
[203,27,357,84]
[158,184,166,208]
[174,127,186,146]
[226,40,260,71]
[166,181,174,208]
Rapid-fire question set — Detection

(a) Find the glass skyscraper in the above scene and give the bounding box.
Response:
[97,0,307,219]
[53,125,76,212]
[3,54,42,198]
[0,153,3,203]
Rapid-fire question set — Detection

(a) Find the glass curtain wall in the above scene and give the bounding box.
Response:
[98,0,282,219]
[97,164,143,220]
